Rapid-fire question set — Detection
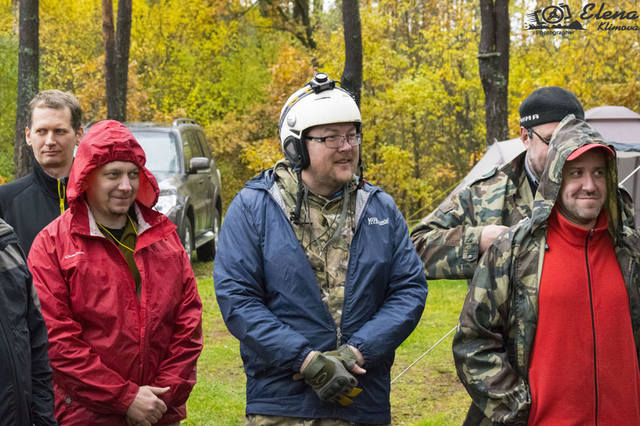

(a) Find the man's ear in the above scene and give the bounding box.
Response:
[74,127,84,146]
[25,127,32,147]
[519,126,530,149]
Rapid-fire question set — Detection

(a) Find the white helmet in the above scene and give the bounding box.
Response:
[278,73,361,169]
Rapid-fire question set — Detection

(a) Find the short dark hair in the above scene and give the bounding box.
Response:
[28,90,83,131]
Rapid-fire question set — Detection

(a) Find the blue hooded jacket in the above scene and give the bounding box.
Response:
[214,169,428,423]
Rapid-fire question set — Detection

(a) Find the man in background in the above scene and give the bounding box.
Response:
[411,87,586,279]
[0,90,83,255]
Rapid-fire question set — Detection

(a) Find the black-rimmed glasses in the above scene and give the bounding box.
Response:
[527,128,552,145]
[306,133,362,149]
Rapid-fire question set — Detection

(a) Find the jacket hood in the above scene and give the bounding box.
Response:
[532,115,619,237]
[67,120,159,208]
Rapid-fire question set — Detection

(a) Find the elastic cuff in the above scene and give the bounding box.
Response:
[346,337,369,365]
[293,346,314,373]
[118,381,140,414]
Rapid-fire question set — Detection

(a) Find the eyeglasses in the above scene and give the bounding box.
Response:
[527,128,552,145]
[306,133,362,149]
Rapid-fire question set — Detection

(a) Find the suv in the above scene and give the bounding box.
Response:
[126,119,222,261]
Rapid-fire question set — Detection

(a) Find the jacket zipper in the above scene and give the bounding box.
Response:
[585,229,598,426]
[99,234,146,382]
[337,189,369,349]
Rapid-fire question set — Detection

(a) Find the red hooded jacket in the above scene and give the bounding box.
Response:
[28,120,203,425]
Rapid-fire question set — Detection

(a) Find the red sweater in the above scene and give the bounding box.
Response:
[528,209,640,425]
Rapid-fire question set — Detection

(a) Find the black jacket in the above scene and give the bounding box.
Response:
[0,163,68,255]
[0,219,56,425]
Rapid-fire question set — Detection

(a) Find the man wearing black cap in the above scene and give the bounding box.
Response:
[411,86,586,280]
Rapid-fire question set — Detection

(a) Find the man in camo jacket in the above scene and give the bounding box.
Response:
[453,115,640,425]
[411,87,634,280]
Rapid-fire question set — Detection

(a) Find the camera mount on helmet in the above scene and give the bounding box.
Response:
[308,73,335,94]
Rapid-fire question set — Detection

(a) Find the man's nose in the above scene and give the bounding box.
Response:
[44,131,56,145]
[582,174,597,191]
[118,176,132,191]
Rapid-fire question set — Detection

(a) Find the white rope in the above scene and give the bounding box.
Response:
[391,325,458,385]
[619,164,640,186]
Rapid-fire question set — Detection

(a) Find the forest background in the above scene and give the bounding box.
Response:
[0,0,638,224]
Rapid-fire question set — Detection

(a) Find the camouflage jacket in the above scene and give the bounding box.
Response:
[411,148,635,281]
[411,151,534,280]
[274,160,356,327]
[452,117,640,425]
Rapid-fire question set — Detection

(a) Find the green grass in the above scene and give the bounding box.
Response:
[185,261,470,425]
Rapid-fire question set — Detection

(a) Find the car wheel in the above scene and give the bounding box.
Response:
[197,207,220,262]
[182,217,194,262]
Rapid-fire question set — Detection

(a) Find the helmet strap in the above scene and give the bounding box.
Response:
[357,157,365,189]
[290,168,307,225]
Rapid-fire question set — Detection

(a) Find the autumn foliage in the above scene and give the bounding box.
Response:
[0,0,638,221]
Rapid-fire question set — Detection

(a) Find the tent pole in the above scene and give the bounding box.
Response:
[620,163,640,186]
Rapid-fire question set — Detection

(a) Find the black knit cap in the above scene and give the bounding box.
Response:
[519,86,584,127]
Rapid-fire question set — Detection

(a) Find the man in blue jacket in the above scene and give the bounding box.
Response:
[214,73,428,424]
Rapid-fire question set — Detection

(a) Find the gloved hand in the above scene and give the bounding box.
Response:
[323,344,360,371]
[301,352,362,406]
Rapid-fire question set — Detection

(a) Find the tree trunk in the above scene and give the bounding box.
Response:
[478,0,509,147]
[341,0,362,107]
[14,0,39,179]
[102,0,117,120]
[114,0,132,121]
[293,0,315,50]
[103,0,131,122]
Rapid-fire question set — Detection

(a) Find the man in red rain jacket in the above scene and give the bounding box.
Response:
[28,120,203,426]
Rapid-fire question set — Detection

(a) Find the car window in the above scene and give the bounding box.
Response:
[197,132,213,159]
[187,130,205,158]
[132,131,180,173]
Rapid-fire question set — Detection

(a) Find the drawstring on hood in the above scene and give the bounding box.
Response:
[67,120,159,211]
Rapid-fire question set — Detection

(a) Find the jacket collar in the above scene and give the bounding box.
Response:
[246,162,378,195]
[549,207,610,247]
[246,163,380,230]
[32,161,69,200]
[500,151,527,186]
[70,199,175,251]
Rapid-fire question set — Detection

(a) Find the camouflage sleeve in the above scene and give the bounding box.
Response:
[618,186,636,229]
[410,185,484,280]
[452,232,530,424]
